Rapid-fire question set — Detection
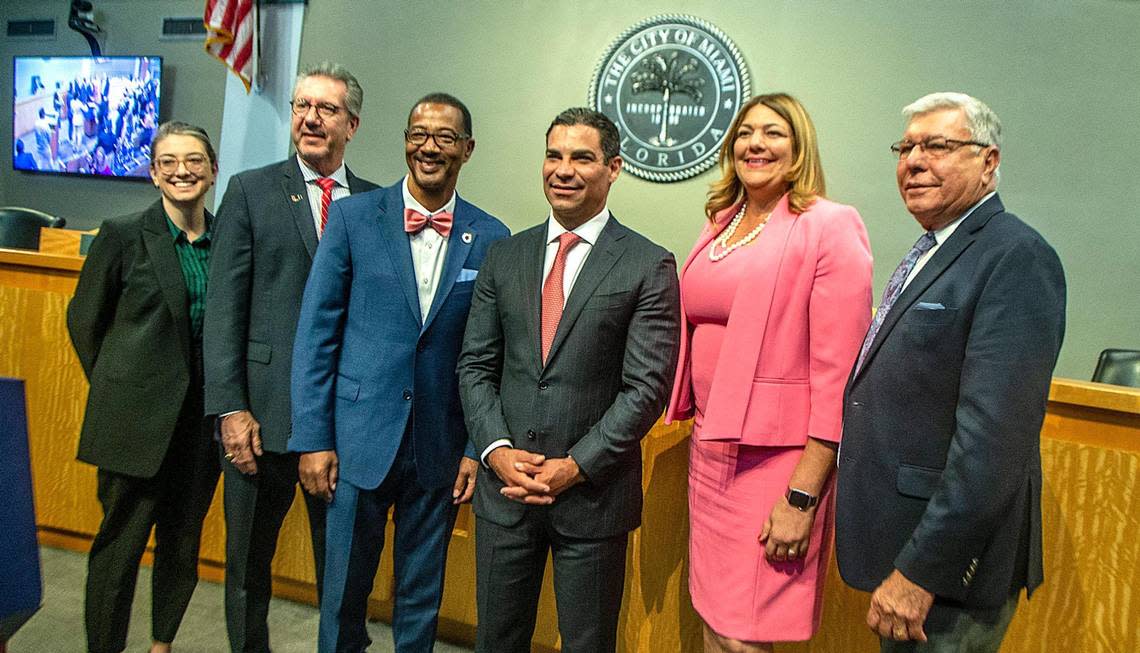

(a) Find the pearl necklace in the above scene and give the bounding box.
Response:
[709,202,770,261]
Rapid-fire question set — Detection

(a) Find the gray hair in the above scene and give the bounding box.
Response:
[902,92,1002,148]
[295,62,363,119]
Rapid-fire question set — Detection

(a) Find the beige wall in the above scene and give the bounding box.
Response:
[1,0,226,224]
[296,0,1140,379]
[2,1,1137,378]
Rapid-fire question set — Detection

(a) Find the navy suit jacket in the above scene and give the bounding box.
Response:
[289,182,509,490]
[836,194,1066,608]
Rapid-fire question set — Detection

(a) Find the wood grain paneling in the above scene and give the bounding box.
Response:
[4,252,1137,652]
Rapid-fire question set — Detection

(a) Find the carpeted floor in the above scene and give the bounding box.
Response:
[7,547,473,652]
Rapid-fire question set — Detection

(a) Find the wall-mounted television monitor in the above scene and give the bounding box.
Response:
[12,55,162,178]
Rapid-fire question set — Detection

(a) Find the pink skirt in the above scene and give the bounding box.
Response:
[687,434,835,641]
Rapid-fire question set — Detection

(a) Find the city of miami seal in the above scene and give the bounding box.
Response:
[589,15,751,183]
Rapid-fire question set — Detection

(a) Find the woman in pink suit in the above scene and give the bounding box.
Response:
[665,93,873,652]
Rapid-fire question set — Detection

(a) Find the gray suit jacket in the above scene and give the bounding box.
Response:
[203,158,378,452]
[458,216,680,538]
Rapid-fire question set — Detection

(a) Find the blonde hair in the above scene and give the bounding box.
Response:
[705,93,825,220]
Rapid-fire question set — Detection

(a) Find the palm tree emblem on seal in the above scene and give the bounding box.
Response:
[630,52,706,146]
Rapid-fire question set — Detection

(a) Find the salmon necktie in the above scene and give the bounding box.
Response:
[540,232,581,364]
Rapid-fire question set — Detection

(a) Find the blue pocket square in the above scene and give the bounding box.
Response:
[457,268,478,283]
[914,301,945,310]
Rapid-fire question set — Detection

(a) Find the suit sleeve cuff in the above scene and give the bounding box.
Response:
[895,540,972,602]
[480,439,512,467]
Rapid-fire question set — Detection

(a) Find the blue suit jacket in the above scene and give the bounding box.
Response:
[289,181,509,490]
[836,194,1066,608]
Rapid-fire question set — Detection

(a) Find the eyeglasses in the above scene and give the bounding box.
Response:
[890,137,989,160]
[153,154,210,175]
[404,128,469,147]
[290,98,344,120]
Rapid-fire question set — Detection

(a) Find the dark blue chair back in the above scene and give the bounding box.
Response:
[0,207,66,251]
[1092,349,1140,388]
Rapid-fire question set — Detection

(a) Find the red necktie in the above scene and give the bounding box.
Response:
[404,208,454,237]
[541,232,581,364]
[316,177,336,236]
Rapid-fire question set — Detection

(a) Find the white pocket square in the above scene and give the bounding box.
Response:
[457,268,478,282]
[914,301,945,310]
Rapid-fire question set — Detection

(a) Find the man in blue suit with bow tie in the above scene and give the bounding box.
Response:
[290,93,509,652]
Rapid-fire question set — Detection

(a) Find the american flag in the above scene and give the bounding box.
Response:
[204,0,256,92]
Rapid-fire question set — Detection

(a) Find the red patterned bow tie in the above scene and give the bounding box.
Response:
[404,208,453,237]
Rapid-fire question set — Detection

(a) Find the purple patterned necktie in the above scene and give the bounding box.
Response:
[854,231,937,374]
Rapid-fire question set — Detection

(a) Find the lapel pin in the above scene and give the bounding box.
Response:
[290,194,303,202]
[461,232,473,244]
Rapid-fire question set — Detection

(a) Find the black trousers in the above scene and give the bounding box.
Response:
[474,514,628,653]
[84,410,219,653]
[221,449,327,653]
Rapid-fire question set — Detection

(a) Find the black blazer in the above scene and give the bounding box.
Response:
[836,194,1066,608]
[203,158,378,452]
[458,216,681,538]
[67,200,207,478]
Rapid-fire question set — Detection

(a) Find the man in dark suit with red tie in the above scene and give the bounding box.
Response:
[203,62,378,653]
[458,108,681,653]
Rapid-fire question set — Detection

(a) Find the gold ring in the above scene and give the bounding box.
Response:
[224,452,235,461]
[787,547,797,557]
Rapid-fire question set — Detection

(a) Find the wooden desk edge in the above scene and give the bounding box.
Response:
[1048,377,1140,415]
[0,248,85,272]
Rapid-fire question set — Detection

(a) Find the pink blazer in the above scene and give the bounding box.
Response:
[664,194,873,446]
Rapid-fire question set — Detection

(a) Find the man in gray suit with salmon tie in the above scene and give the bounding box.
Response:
[203,62,378,653]
[457,107,681,653]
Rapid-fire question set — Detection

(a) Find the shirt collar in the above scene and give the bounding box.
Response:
[165,210,214,245]
[296,154,348,188]
[402,175,458,216]
[931,191,996,245]
[545,207,610,246]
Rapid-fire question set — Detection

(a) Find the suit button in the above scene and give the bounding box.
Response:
[538,381,549,390]
[402,390,413,401]
[527,429,537,440]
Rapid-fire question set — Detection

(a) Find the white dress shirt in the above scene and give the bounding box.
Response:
[480,207,611,463]
[903,191,996,290]
[541,207,611,297]
[296,154,350,237]
[402,176,456,321]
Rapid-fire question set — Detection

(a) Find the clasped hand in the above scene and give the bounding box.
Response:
[487,447,582,505]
